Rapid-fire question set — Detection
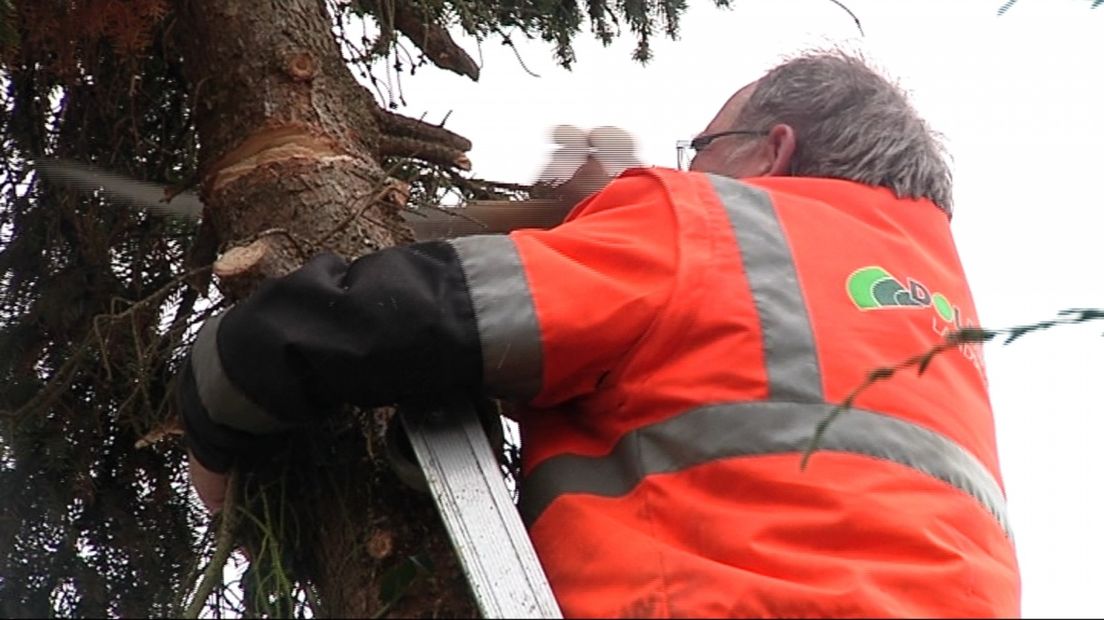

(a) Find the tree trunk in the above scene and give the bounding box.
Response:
[173,0,475,615]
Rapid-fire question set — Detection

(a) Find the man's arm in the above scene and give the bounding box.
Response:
[180,240,483,473]
[179,172,678,474]
[447,172,678,408]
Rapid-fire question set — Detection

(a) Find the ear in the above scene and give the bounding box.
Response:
[763,124,796,176]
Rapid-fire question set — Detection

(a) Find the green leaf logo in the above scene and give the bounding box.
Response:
[847,265,962,326]
[847,266,897,309]
[932,293,955,322]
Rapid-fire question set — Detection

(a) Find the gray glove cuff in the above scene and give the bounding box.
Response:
[192,311,294,435]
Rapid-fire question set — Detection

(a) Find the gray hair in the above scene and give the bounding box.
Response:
[733,51,954,216]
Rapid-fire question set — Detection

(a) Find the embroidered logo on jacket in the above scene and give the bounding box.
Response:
[846,266,987,379]
[846,266,959,320]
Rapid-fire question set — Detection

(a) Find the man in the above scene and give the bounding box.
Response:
[181,51,1020,617]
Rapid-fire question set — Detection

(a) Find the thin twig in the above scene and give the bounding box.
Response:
[801,307,1104,467]
[302,582,324,617]
[1,264,213,421]
[184,470,240,619]
[244,227,312,261]
[495,28,541,78]
[996,0,1018,16]
[313,183,397,247]
[174,522,216,617]
[823,0,864,36]
[0,331,95,420]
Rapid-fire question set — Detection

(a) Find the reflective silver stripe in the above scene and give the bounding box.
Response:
[519,401,1009,535]
[191,312,293,434]
[708,175,823,402]
[449,235,543,401]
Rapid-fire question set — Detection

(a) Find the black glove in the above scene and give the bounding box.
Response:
[177,243,484,472]
[177,311,294,473]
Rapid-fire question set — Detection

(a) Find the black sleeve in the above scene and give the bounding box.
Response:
[214,240,483,426]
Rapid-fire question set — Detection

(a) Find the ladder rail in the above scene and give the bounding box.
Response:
[399,401,563,619]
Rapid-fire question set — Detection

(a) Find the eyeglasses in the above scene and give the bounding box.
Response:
[676,129,769,170]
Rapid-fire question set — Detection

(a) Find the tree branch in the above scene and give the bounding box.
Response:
[184,472,241,619]
[372,106,472,170]
[379,135,471,170]
[373,106,471,151]
[823,0,864,36]
[800,307,1104,468]
[361,0,480,80]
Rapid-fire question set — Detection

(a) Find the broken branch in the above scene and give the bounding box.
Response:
[379,135,471,170]
[374,106,472,151]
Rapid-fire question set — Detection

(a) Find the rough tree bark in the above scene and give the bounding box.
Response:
[174,0,476,615]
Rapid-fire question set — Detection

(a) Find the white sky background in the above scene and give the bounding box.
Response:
[380,0,1104,616]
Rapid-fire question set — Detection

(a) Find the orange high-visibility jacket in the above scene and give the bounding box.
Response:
[449,168,1020,618]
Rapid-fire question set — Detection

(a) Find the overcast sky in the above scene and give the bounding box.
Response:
[378,0,1104,616]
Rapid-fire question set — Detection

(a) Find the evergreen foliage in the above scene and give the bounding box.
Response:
[998,0,1104,15]
[0,0,720,616]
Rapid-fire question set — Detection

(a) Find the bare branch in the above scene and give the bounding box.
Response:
[373,106,472,169]
[824,0,864,36]
[801,307,1104,467]
[373,107,472,151]
[184,472,241,619]
[379,135,471,170]
[361,0,480,80]
[496,29,541,78]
